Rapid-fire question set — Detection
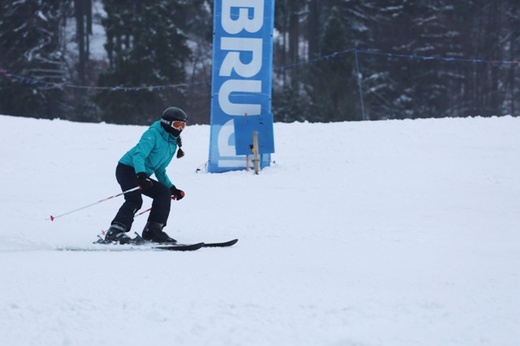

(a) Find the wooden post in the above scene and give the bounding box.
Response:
[245,112,250,171]
[252,131,260,174]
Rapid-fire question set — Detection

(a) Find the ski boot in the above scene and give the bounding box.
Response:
[105,222,132,244]
[142,221,177,244]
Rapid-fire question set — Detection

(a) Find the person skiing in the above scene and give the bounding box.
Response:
[104,106,187,244]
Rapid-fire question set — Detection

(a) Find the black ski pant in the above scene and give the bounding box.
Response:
[111,163,171,231]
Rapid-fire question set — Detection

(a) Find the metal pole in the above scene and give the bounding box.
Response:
[354,48,367,121]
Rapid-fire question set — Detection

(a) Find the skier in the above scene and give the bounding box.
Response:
[104,107,187,244]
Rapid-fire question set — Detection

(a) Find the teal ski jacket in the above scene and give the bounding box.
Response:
[119,120,178,188]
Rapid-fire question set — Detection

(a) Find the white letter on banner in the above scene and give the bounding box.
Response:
[219,79,262,116]
[218,120,236,157]
[220,37,263,78]
[222,0,264,34]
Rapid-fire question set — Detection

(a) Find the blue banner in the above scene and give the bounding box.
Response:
[208,0,275,173]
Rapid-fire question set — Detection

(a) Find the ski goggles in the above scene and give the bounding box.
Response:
[171,121,186,131]
[162,119,186,131]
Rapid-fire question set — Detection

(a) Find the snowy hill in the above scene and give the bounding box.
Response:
[0,114,519,346]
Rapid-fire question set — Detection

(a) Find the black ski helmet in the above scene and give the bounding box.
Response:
[160,107,188,136]
[162,107,188,123]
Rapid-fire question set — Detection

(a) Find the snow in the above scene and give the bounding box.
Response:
[89,0,107,61]
[1,114,519,346]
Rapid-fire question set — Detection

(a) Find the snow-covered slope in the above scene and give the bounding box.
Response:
[0,115,519,346]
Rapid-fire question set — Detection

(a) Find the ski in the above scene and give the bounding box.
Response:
[64,233,239,252]
[88,234,204,251]
[151,242,205,251]
[121,233,238,249]
[202,239,238,248]
[57,242,204,252]
[148,239,239,251]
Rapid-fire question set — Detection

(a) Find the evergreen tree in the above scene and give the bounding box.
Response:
[455,0,507,117]
[0,0,67,119]
[274,79,312,122]
[505,1,520,115]
[181,0,214,124]
[306,6,358,122]
[272,0,310,123]
[391,1,460,119]
[348,0,407,120]
[94,0,191,124]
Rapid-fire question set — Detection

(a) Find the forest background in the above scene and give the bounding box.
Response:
[0,0,519,125]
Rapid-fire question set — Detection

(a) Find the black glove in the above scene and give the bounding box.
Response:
[136,172,153,191]
[170,186,185,200]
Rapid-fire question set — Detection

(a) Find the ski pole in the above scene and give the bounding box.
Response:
[134,207,151,218]
[133,195,179,219]
[47,186,141,221]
